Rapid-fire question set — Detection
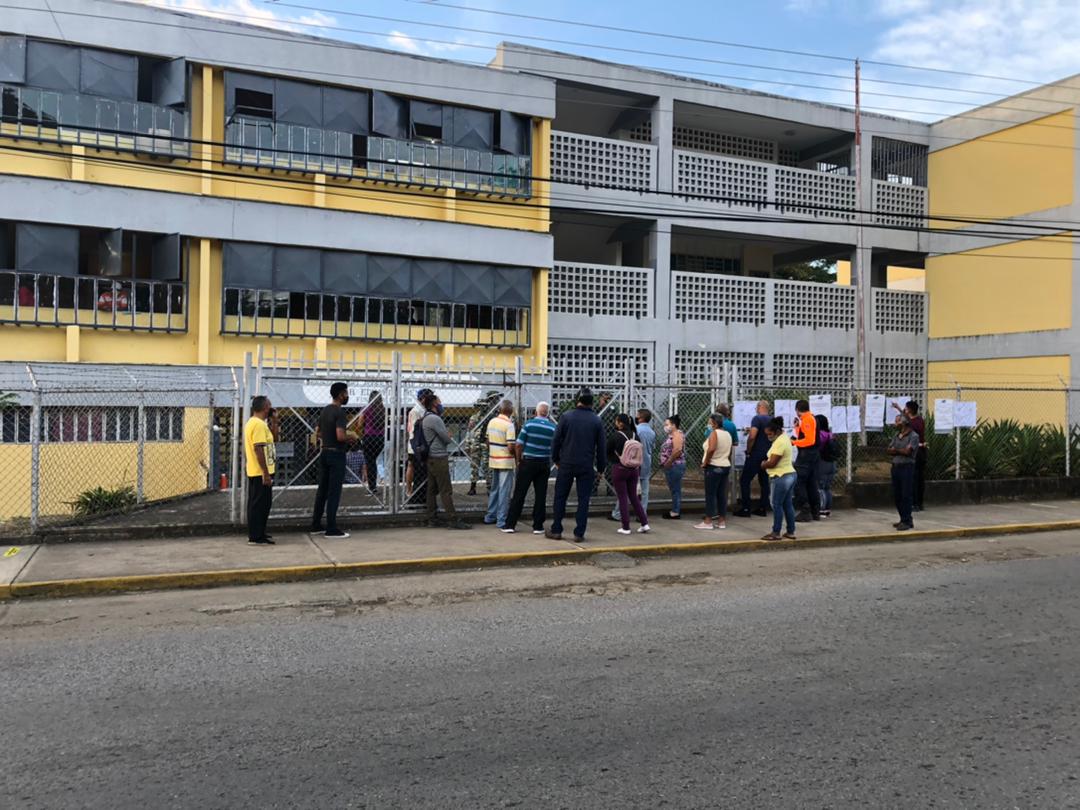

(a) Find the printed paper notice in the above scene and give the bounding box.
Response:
[847,405,862,434]
[955,401,978,428]
[864,394,886,430]
[774,399,797,432]
[810,394,832,416]
[733,401,757,430]
[887,396,910,421]
[934,399,955,433]
[829,405,849,434]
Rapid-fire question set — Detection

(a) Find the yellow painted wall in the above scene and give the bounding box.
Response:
[929,110,1075,226]
[0,408,212,521]
[835,262,924,291]
[928,355,1070,426]
[926,234,1072,338]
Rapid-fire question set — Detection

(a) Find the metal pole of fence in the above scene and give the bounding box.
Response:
[230,383,241,526]
[514,355,524,421]
[255,343,264,395]
[624,356,634,411]
[1062,377,1071,478]
[29,388,41,534]
[136,393,146,504]
[954,384,962,481]
[389,351,402,515]
[846,383,854,484]
[240,352,252,521]
[207,393,215,492]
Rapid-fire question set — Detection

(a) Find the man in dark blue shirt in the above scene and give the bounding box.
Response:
[547,388,606,542]
[736,400,773,517]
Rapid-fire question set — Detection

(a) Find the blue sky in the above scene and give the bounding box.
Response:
[147,0,1080,122]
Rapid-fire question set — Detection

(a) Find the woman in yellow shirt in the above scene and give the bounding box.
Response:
[760,417,797,541]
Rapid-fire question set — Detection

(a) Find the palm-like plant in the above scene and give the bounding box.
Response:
[960,419,1015,479]
[1012,423,1051,477]
[923,415,955,480]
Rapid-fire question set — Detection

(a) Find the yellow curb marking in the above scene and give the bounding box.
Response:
[4,547,19,558]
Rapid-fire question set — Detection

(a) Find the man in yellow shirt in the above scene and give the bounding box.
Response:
[244,395,278,546]
[483,399,517,528]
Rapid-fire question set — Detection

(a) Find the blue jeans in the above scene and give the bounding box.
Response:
[485,468,514,527]
[613,467,650,520]
[770,472,797,535]
[664,464,686,514]
[818,460,836,511]
[704,465,731,519]
[550,463,596,539]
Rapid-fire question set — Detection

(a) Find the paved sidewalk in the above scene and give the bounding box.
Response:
[3,500,1080,600]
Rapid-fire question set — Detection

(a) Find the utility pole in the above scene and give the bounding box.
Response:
[854,58,868,442]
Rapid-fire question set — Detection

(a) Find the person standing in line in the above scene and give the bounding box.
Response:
[405,388,433,505]
[896,400,928,512]
[735,400,772,518]
[695,413,733,530]
[483,400,517,528]
[547,387,606,542]
[888,413,920,531]
[760,417,797,541]
[816,413,836,518]
[502,401,556,535]
[245,395,278,546]
[792,399,821,523]
[418,391,471,531]
[360,389,385,495]
[612,409,656,523]
[606,413,650,536]
[660,415,686,520]
[716,403,740,449]
[312,382,351,539]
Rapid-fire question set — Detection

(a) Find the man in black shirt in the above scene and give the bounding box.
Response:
[312,382,351,538]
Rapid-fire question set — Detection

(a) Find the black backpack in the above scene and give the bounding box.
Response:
[411,413,431,463]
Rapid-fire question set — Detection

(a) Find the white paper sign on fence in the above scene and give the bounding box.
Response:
[733,400,757,430]
[934,399,955,432]
[887,396,910,421]
[733,443,747,468]
[774,399,797,431]
[864,394,886,430]
[810,394,832,415]
[829,405,849,434]
[847,405,862,434]
[955,400,978,428]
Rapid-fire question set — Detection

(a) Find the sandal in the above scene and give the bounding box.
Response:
[761,533,781,541]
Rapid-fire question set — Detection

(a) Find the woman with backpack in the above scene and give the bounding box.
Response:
[696,413,733,531]
[816,414,837,518]
[607,413,650,536]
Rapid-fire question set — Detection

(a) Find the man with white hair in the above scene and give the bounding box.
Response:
[501,401,556,534]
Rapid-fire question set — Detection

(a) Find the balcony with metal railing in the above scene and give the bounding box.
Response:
[0,83,190,158]
[223,116,532,197]
[0,270,187,332]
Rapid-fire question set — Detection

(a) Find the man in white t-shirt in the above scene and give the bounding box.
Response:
[405,388,433,504]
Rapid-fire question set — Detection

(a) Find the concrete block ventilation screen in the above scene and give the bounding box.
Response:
[546,342,652,389]
[873,181,928,226]
[873,357,926,394]
[774,281,855,330]
[673,349,766,388]
[550,132,654,191]
[773,167,857,221]
[673,273,766,325]
[772,354,855,391]
[873,288,926,334]
[548,263,650,318]
[675,152,769,205]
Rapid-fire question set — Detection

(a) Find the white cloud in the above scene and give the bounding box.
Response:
[384,29,469,57]
[135,0,336,33]
[867,0,1080,120]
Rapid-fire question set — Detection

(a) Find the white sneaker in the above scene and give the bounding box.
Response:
[500,527,516,534]
[616,528,632,535]
[532,529,545,535]
[637,525,651,534]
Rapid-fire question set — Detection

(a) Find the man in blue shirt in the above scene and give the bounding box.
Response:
[547,388,606,542]
[736,400,773,517]
[611,408,657,522]
[501,401,556,535]
[704,403,740,449]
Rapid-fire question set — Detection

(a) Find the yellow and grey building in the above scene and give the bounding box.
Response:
[0,0,554,370]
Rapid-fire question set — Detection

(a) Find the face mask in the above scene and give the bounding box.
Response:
[436,404,445,416]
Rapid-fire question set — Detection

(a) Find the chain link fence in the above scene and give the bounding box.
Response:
[2,355,1077,539]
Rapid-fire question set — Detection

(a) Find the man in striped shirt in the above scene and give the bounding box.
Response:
[501,401,556,535]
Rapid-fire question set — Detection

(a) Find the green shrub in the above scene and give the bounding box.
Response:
[1010,423,1051,478]
[69,485,138,516]
[960,420,1014,479]
[923,415,956,480]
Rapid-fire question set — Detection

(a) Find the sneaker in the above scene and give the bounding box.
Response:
[897,523,913,532]
[500,527,516,534]
[532,529,545,535]
[449,520,472,530]
[324,529,350,539]
[693,521,715,530]
[248,537,275,545]
[424,518,448,528]
[637,525,651,534]
[573,535,586,543]
[545,530,563,541]
[893,521,905,529]
[661,512,681,520]
[310,526,325,535]
[819,510,831,518]
[715,521,726,530]
[615,527,631,535]
[733,509,752,518]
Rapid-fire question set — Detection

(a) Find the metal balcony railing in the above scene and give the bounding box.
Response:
[0,270,187,333]
[224,116,532,197]
[0,83,190,158]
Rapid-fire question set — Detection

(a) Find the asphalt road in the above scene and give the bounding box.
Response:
[5,534,1080,809]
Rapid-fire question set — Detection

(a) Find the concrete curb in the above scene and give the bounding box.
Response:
[7,519,1080,600]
